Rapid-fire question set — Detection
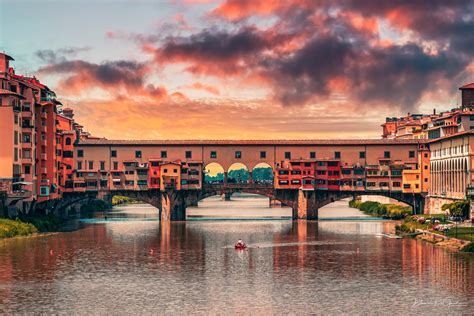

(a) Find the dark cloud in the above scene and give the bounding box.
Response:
[35,47,90,64]
[39,59,147,89]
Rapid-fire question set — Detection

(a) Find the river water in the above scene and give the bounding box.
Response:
[0,195,473,314]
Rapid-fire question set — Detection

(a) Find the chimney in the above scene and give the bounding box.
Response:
[0,52,14,74]
[62,108,74,119]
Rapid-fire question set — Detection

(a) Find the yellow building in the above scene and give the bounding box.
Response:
[402,169,421,193]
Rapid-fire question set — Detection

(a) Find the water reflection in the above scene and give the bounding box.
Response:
[0,204,473,314]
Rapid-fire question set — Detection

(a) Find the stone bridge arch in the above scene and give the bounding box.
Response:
[314,190,425,214]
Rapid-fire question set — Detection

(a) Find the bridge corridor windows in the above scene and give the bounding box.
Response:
[260,151,266,159]
[285,152,291,159]
[210,151,217,159]
[185,151,192,159]
[235,151,242,159]
[204,162,225,184]
[310,151,316,159]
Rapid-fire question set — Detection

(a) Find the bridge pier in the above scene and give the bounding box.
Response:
[294,189,318,220]
[224,192,232,201]
[160,191,186,221]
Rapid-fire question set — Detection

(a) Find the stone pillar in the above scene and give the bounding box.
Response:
[224,172,228,185]
[160,191,186,221]
[292,189,318,220]
[224,192,232,201]
[248,171,253,184]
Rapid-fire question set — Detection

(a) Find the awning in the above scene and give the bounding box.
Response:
[112,179,121,183]
[12,181,33,185]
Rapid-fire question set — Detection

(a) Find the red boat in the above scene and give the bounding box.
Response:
[234,241,247,249]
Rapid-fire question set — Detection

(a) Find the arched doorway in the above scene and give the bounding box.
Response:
[227,163,249,184]
[252,162,273,184]
[204,162,225,184]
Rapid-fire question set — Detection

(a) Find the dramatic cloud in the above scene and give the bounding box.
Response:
[38,59,167,100]
[146,0,473,110]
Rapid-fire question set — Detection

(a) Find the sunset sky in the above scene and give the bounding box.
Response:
[1,0,473,139]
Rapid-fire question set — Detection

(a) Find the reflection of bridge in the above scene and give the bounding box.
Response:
[56,183,424,221]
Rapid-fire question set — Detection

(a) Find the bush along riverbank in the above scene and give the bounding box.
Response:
[0,218,38,239]
[396,215,474,253]
[348,200,412,219]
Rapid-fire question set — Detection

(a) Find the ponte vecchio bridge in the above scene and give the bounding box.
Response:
[57,138,429,221]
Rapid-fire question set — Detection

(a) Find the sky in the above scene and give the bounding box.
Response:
[1,0,473,140]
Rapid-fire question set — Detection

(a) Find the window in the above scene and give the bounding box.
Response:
[185,151,192,159]
[24,165,31,174]
[284,152,291,159]
[235,151,242,159]
[77,149,84,157]
[335,151,341,159]
[409,151,415,158]
[173,169,178,173]
[310,151,316,159]
[23,134,31,143]
[210,151,217,158]
[359,151,365,159]
[14,131,18,145]
[137,180,147,186]
[161,151,167,158]
[151,161,159,167]
[424,153,428,158]
[279,180,289,185]
[113,162,118,170]
[88,161,94,170]
[100,161,105,170]
[404,184,411,189]
[77,161,83,170]
[260,151,266,159]
[136,151,142,158]
[278,170,289,175]
[63,151,73,158]
[470,115,474,121]
[384,151,391,158]
[163,169,168,173]
[342,169,351,175]
[424,165,428,170]
[111,150,117,158]
[65,137,71,145]
[23,150,31,159]
[392,182,401,187]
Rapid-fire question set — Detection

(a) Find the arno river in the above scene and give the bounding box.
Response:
[0,195,473,314]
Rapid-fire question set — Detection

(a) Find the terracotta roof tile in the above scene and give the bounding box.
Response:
[77,138,427,146]
[460,83,474,89]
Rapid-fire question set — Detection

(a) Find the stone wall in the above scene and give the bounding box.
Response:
[424,196,463,215]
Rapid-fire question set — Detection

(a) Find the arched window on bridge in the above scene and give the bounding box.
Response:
[228,163,249,184]
[204,162,225,184]
[252,162,273,184]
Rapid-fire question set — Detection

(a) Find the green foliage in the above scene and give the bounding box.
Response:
[81,199,109,213]
[204,172,224,182]
[228,169,249,182]
[0,218,38,238]
[18,214,64,232]
[349,200,412,218]
[252,167,273,181]
[441,200,470,218]
[112,195,139,206]
[461,242,474,253]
